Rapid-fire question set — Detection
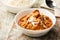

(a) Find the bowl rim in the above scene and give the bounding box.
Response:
[15,8,56,32]
[2,0,36,8]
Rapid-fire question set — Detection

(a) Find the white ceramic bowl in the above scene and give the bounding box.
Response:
[1,0,36,13]
[15,8,56,37]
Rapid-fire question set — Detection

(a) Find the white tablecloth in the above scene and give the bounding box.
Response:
[0,2,15,40]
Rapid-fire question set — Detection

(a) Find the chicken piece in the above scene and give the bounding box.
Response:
[31,10,40,17]
[20,21,28,28]
[31,24,38,30]
[38,23,45,30]
[18,20,23,25]
[45,22,52,28]
[26,23,33,29]
[38,15,44,20]
[43,16,52,28]
[20,15,30,21]
[36,18,41,22]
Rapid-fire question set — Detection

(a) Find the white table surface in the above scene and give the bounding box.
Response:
[0,0,60,40]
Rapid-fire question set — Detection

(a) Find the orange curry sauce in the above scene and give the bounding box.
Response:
[18,10,52,30]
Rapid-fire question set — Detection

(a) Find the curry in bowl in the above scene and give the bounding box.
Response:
[18,10,52,30]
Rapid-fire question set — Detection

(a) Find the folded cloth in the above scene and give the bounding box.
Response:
[0,3,15,40]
